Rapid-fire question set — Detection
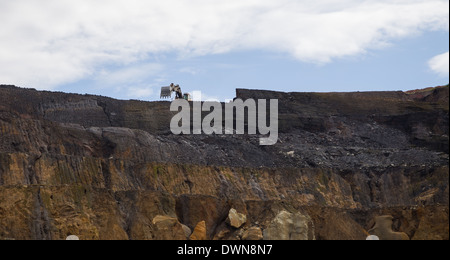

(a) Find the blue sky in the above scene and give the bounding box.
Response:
[1,0,448,101]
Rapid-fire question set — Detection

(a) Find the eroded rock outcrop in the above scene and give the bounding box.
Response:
[368,215,409,240]
[0,84,448,240]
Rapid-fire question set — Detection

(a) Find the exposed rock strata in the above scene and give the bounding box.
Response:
[0,84,448,240]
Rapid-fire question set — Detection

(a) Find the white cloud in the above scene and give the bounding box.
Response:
[179,67,203,75]
[92,63,164,100]
[428,52,449,77]
[94,63,163,87]
[0,0,448,89]
[126,86,154,99]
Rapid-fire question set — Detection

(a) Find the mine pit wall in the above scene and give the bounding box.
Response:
[1,85,448,240]
[1,156,448,240]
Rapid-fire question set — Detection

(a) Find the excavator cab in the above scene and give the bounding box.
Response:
[183,93,192,101]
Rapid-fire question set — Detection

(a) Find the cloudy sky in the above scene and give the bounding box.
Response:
[0,0,448,101]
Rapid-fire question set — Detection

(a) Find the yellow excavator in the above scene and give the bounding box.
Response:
[160,83,191,101]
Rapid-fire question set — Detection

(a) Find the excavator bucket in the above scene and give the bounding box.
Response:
[160,86,172,99]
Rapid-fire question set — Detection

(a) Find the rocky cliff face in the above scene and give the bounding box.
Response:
[0,84,448,240]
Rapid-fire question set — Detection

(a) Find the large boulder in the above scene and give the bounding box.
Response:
[152,215,187,240]
[242,227,263,240]
[368,215,409,240]
[227,208,247,229]
[190,221,207,240]
[263,210,315,240]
